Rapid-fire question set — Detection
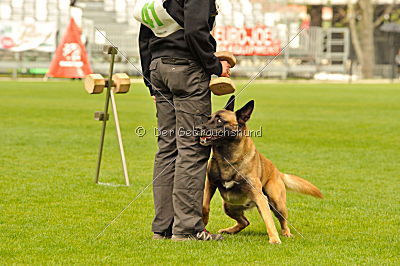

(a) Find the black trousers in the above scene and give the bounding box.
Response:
[150,57,211,235]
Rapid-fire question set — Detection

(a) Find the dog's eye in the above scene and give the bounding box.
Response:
[217,118,223,123]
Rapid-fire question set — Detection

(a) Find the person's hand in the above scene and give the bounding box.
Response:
[220,61,231,77]
[151,96,156,103]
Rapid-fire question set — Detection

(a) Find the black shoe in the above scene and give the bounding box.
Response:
[171,230,224,241]
[152,232,172,240]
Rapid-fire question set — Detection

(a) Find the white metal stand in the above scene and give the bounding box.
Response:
[110,91,130,186]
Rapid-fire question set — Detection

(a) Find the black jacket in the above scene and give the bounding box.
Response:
[139,0,222,95]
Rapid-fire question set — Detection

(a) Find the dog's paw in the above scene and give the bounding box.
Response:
[282,230,293,238]
[268,237,282,244]
[218,228,235,234]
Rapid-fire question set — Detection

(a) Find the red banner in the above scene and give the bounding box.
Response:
[47,18,92,78]
[213,26,281,56]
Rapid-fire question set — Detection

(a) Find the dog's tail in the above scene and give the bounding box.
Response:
[282,174,323,198]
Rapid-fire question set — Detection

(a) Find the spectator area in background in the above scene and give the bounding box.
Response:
[1,0,396,78]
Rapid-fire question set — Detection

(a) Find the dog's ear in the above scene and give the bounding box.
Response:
[224,95,235,111]
[236,100,254,125]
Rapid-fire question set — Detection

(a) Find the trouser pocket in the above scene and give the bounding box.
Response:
[175,100,211,136]
[174,100,211,190]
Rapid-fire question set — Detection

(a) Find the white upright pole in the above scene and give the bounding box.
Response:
[110,91,130,186]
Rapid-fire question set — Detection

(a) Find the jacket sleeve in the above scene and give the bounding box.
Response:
[184,0,222,76]
[139,24,155,95]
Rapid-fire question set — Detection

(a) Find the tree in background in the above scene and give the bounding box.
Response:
[307,5,323,26]
[347,0,398,78]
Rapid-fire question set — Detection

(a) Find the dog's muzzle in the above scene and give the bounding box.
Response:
[196,125,213,146]
[199,136,212,146]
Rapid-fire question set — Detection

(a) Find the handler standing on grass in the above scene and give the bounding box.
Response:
[134,0,231,241]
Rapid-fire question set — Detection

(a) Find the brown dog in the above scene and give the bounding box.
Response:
[198,96,323,244]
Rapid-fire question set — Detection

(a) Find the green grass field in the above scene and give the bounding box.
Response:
[0,81,399,264]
